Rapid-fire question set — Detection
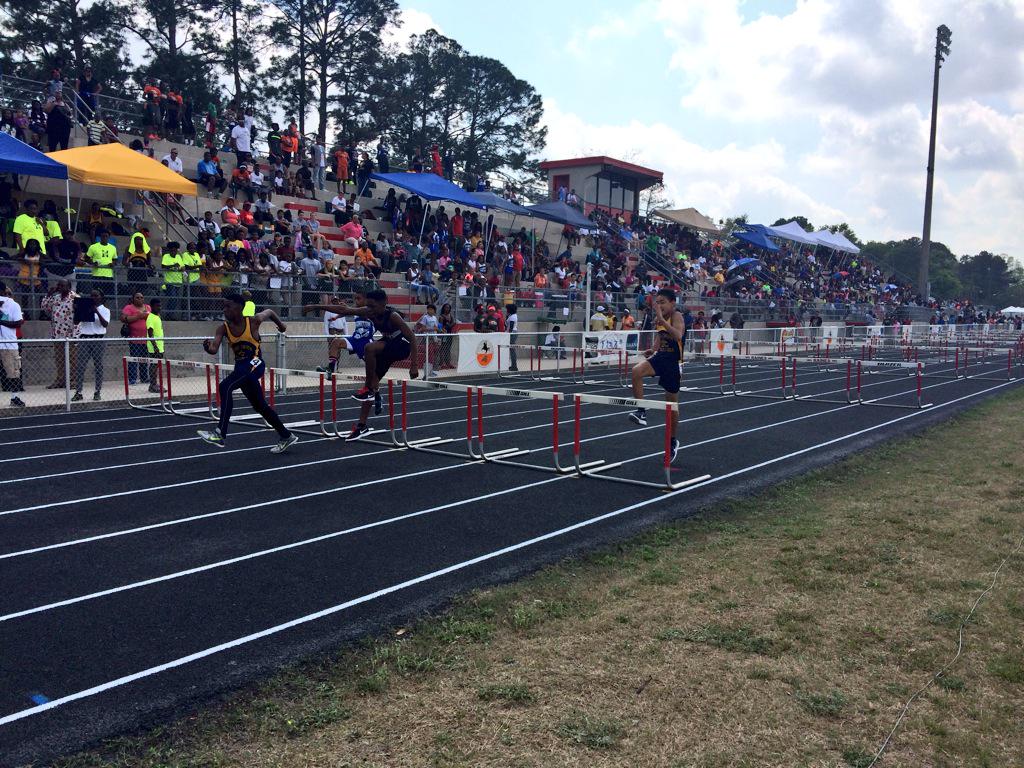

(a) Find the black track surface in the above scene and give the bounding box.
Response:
[0,346,1020,766]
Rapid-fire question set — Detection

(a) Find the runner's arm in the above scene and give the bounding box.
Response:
[203,324,226,355]
[255,308,286,333]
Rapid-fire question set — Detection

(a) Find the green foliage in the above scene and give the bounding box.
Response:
[372,29,547,183]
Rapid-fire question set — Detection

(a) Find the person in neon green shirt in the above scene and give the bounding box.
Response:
[161,242,183,319]
[86,231,117,283]
[13,200,47,255]
[241,289,256,317]
[180,242,202,319]
[146,297,164,393]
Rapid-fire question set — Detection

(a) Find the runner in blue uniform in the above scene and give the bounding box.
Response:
[628,288,683,462]
[198,292,298,453]
[304,288,418,441]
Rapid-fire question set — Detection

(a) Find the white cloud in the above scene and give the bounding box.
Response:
[542,99,845,226]
[385,7,443,50]
[539,0,1024,256]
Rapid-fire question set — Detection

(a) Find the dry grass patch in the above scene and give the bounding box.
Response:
[49,389,1024,768]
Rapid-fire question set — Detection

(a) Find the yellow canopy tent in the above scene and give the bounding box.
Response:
[46,143,197,196]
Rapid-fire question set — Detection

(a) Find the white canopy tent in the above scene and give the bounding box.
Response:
[767,220,818,246]
[1001,306,1024,316]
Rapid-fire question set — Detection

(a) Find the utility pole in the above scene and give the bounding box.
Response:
[919,24,952,298]
[298,0,306,138]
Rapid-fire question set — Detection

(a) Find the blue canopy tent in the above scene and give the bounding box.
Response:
[470,191,535,259]
[0,133,71,228]
[370,172,487,242]
[733,225,779,252]
[470,190,532,216]
[524,200,596,231]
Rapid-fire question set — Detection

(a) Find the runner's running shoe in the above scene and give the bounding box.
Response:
[629,408,647,427]
[197,429,225,448]
[271,434,300,454]
[345,423,372,441]
[351,386,375,402]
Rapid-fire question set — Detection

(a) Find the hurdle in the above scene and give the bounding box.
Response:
[568,392,712,491]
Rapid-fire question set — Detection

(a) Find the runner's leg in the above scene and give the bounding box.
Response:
[239,375,291,439]
[217,365,249,437]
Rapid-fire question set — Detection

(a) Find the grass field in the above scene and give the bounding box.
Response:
[50,389,1024,768]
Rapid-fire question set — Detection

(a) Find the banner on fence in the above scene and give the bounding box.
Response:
[868,324,884,338]
[709,328,736,355]
[583,330,640,361]
[457,332,510,373]
[822,326,838,346]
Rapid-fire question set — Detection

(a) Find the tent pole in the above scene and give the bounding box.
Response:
[584,262,592,331]
[64,179,72,231]
[73,185,84,236]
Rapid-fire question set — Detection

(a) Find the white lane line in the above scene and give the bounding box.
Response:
[0,372,978,587]
[0,363,934,512]
[0,378,1013,728]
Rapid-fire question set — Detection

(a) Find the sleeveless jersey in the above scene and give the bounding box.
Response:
[224,317,260,361]
[376,305,405,339]
[655,314,683,361]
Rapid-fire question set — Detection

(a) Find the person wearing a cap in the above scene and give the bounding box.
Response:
[231,164,253,202]
[197,151,226,197]
[590,305,609,332]
[161,148,184,174]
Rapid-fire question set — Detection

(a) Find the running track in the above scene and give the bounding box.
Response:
[0,350,1019,765]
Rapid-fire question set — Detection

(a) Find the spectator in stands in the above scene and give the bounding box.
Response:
[85,230,117,292]
[40,278,80,388]
[162,148,184,174]
[197,151,226,197]
[230,119,252,165]
[73,288,109,401]
[356,151,374,197]
[0,280,25,407]
[329,191,348,227]
[231,164,255,202]
[340,215,363,249]
[590,304,609,331]
[43,92,73,151]
[298,250,322,305]
[220,198,241,226]
[312,135,327,196]
[85,111,108,145]
[377,137,390,174]
[436,302,455,368]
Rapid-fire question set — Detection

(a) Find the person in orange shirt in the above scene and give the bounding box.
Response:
[280,131,298,167]
[334,147,349,192]
[354,240,380,278]
[620,309,636,330]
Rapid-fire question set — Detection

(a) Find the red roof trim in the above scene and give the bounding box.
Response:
[539,156,663,180]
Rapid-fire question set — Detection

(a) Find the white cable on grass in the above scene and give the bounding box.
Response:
[867,531,1024,766]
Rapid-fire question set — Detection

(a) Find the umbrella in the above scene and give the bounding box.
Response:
[728,257,761,272]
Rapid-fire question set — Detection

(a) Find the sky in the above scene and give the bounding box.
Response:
[396,0,1024,258]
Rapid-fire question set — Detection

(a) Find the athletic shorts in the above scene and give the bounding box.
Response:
[649,351,681,394]
[375,335,411,378]
[345,333,371,359]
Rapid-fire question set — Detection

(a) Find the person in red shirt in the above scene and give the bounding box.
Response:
[431,144,442,176]
[511,245,524,288]
[451,208,464,238]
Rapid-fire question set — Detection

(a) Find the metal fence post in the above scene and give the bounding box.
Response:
[278,333,288,395]
[64,339,72,412]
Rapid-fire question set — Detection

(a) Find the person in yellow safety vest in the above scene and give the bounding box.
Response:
[161,241,184,320]
[241,289,256,317]
[180,241,203,320]
[86,230,118,289]
[145,297,164,393]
